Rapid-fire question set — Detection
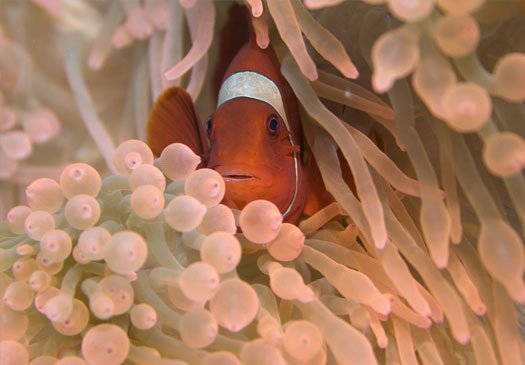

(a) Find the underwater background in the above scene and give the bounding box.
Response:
[0,0,524,364]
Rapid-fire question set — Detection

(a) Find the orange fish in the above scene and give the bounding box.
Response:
[147,18,332,223]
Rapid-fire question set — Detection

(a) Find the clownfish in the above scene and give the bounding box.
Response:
[147,11,333,223]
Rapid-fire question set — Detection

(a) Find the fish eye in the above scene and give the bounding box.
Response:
[206,116,213,136]
[266,114,279,136]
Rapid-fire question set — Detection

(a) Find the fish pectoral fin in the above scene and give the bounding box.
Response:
[147,87,208,159]
[302,153,335,217]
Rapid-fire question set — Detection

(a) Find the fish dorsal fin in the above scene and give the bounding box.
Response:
[213,3,251,99]
[147,87,208,158]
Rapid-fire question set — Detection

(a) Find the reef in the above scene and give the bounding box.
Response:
[0,0,524,364]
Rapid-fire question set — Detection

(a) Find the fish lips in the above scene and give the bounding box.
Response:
[213,165,273,187]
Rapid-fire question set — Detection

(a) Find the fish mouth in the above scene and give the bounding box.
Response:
[215,167,257,182]
[213,165,272,185]
[223,172,255,181]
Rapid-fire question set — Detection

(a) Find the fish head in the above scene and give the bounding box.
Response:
[205,36,307,221]
[206,95,302,218]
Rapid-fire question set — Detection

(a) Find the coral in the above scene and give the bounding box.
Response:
[0,0,524,364]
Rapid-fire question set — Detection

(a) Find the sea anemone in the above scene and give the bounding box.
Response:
[0,0,524,364]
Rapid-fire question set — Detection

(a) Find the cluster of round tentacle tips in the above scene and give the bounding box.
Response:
[200,232,242,273]
[239,200,283,243]
[209,278,259,332]
[0,96,61,180]
[283,320,324,362]
[39,229,73,264]
[11,258,36,281]
[76,226,111,262]
[130,184,165,219]
[0,32,60,176]
[81,324,130,365]
[164,194,207,232]
[129,303,157,330]
[0,340,29,365]
[25,178,64,213]
[24,210,55,240]
[3,280,34,311]
[0,130,32,161]
[157,143,201,181]
[64,194,101,230]
[123,5,154,41]
[0,298,29,340]
[113,139,154,175]
[28,270,51,292]
[166,283,202,312]
[59,163,102,198]
[178,262,220,303]
[387,0,434,22]
[128,164,166,191]
[99,275,135,315]
[103,231,148,275]
[371,26,420,93]
[412,56,456,118]
[51,298,89,336]
[185,168,225,208]
[434,14,480,58]
[493,53,525,102]
[266,223,305,261]
[442,82,492,133]
[85,0,169,69]
[6,205,32,234]
[35,255,63,276]
[42,292,74,322]
[3,135,341,363]
[478,220,525,303]
[198,204,236,235]
[267,263,316,303]
[482,132,525,177]
[20,108,60,144]
[179,308,218,348]
[81,279,114,320]
[241,340,287,365]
